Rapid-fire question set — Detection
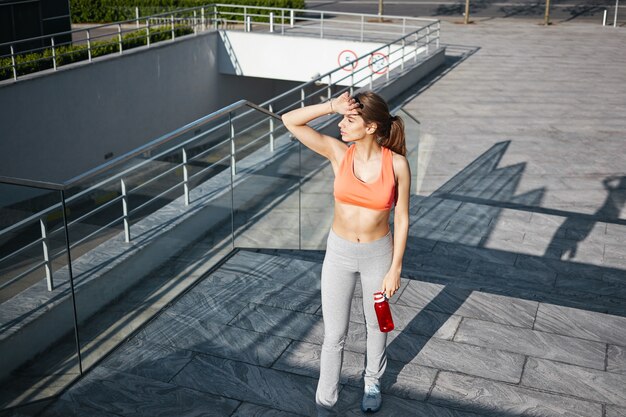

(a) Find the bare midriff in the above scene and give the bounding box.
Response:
[332,200,391,243]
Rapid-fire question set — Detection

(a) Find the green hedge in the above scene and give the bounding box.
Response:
[70,0,306,23]
[0,26,193,81]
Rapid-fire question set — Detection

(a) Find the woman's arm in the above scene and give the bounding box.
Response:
[281,92,357,161]
[381,154,411,299]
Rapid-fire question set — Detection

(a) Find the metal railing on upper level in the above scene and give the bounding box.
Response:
[0,3,439,82]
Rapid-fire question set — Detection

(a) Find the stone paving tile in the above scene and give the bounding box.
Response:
[231,403,304,417]
[163,286,249,324]
[554,273,626,300]
[229,303,324,345]
[521,357,626,407]
[41,399,124,417]
[171,353,331,416]
[345,327,525,383]
[186,260,322,315]
[135,312,292,367]
[454,318,606,370]
[46,366,240,417]
[433,241,518,266]
[430,371,602,417]
[608,345,626,375]
[604,257,626,270]
[607,405,626,417]
[397,280,538,328]
[99,337,193,383]
[389,303,462,340]
[466,259,557,288]
[271,340,437,401]
[533,303,626,346]
[407,251,473,272]
[340,384,485,417]
[606,223,626,237]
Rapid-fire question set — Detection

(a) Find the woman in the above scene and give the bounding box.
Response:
[282,91,410,415]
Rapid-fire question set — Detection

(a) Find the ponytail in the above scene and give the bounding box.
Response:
[379,115,406,156]
[353,91,407,156]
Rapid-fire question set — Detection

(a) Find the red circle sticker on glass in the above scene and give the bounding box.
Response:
[368,52,388,74]
[338,50,358,72]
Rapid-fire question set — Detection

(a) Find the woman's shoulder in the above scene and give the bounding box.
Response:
[389,151,410,175]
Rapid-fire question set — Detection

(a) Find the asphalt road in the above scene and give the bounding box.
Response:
[305,0,625,24]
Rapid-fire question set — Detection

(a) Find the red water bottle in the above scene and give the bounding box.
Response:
[374,292,394,332]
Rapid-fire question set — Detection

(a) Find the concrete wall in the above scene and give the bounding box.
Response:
[218,31,425,86]
[0,31,299,185]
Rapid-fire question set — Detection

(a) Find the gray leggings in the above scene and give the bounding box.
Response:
[315,228,393,410]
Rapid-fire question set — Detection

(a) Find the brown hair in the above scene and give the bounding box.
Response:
[354,91,406,156]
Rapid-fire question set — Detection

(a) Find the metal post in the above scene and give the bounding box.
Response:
[244,6,248,30]
[327,74,332,101]
[401,39,405,71]
[426,26,430,53]
[300,87,305,107]
[182,148,190,205]
[171,15,175,40]
[402,18,406,35]
[386,44,390,81]
[136,7,140,28]
[298,140,302,250]
[350,72,354,95]
[213,5,218,30]
[51,37,57,70]
[230,116,236,176]
[320,12,324,38]
[40,219,53,291]
[193,10,198,35]
[10,45,17,80]
[544,0,551,25]
[60,190,83,376]
[202,7,206,30]
[369,72,373,89]
[603,9,608,25]
[614,0,619,27]
[269,104,275,152]
[147,19,151,47]
[246,16,251,32]
[86,30,92,62]
[118,24,123,54]
[290,9,295,27]
[121,179,130,242]
[361,15,364,42]
[281,10,285,35]
[270,12,274,32]
[436,22,440,48]
[230,126,235,249]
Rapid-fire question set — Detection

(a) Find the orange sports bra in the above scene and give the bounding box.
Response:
[334,144,396,211]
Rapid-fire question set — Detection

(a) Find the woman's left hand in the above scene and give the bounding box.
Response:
[381,269,401,299]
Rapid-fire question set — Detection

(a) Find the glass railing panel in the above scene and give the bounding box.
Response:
[298,145,334,250]
[66,114,236,375]
[230,107,300,249]
[0,183,81,410]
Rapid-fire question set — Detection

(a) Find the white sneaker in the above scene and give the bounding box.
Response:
[361,383,382,413]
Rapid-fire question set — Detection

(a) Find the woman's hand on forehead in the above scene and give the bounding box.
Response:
[334,92,361,115]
